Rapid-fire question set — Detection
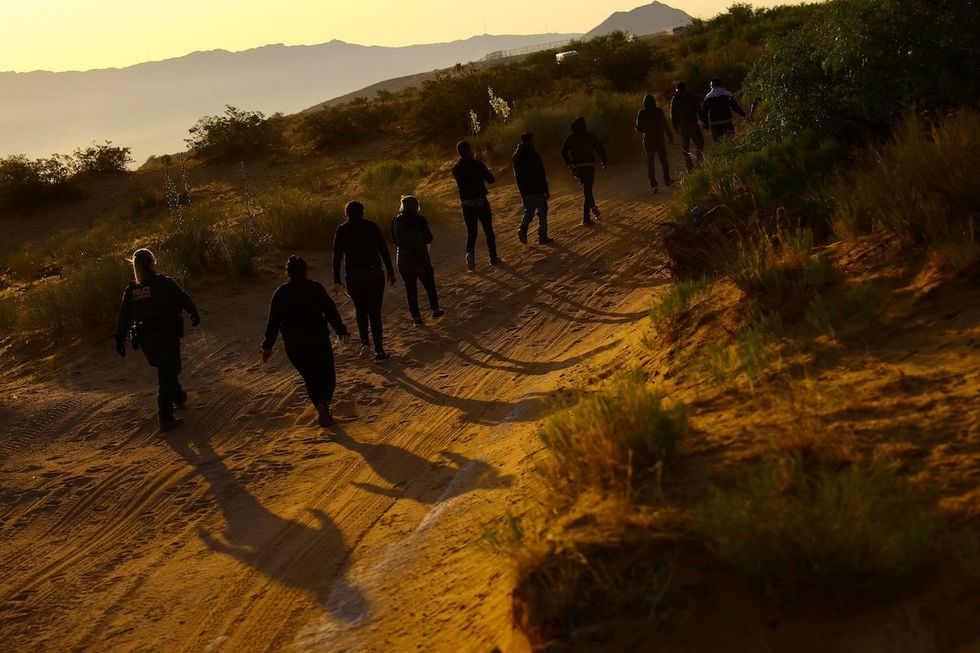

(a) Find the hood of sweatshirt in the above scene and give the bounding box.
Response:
[643,94,656,110]
[571,116,587,134]
[705,86,734,100]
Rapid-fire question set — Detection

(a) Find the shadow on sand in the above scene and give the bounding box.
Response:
[165,425,368,623]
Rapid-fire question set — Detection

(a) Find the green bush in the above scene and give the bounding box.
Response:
[159,207,220,282]
[0,154,79,211]
[186,106,286,161]
[22,256,132,334]
[72,141,133,175]
[540,378,687,501]
[805,283,885,340]
[221,217,270,277]
[299,98,395,151]
[257,189,341,249]
[47,221,130,271]
[358,159,433,220]
[649,276,713,337]
[699,455,938,593]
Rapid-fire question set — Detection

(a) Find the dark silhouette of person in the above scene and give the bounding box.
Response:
[115,248,200,432]
[635,94,674,192]
[561,116,608,226]
[262,256,349,427]
[332,200,395,362]
[390,195,445,326]
[511,132,552,245]
[702,78,747,142]
[451,140,500,270]
[671,81,706,171]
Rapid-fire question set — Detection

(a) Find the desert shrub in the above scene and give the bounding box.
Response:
[186,106,286,161]
[358,159,433,219]
[47,221,130,271]
[805,283,885,340]
[832,110,980,267]
[539,378,687,501]
[6,243,46,280]
[257,189,342,248]
[698,454,938,593]
[159,206,220,282]
[22,256,132,334]
[746,0,980,140]
[220,217,270,277]
[299,98,394,150]
[0,154,79,211]
[689,312,783,388]
[649,276,713,337]
[72,141,133,175]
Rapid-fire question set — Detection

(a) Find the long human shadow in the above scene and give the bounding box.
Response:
[381,361,552,425]
[166,426,368,623]
[330,424,513,503]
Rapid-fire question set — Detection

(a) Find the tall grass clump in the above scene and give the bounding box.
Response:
[358,159,433,219]
[22,256,132,334]
[649,277,713,338]
[6,243,46,281]
[832,110,980,269]
[160,206,220,283]
[540,378,687,501]
[47,221,130,270]
[257,189,342,248]
[221,216,269,277]
[698,454,938,594]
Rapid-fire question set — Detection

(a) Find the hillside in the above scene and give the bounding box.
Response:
[584,1,691,39]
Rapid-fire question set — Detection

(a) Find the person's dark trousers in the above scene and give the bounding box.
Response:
[642,136,671,188]
[142,338,182,424]
[399,264,440,320]
[572,166,596,222]
[519,193,549,241]
[286,343,336,407]
[462,202,498,259]
[710,121,735,142]
[346,268,386,354]
[678,125,705,171]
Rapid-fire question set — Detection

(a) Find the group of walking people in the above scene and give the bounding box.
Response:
[114,79,746,431]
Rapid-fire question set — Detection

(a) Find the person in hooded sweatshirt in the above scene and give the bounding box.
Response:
[332,200,395,362]
[511,132,553,245]
[670,81,706,171]
[635,94,674,193]
[263,256,349,427]
[452,140,500,270]
[115,248,201,433]
[702,78,747,142]
[560,117,608,226]
[390,195,445,326]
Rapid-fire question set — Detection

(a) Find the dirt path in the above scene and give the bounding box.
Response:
[0,162,672,652]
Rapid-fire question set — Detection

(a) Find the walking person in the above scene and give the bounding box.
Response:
[560,117,608,226]
[702,78,747,142]
[635,94,673,193]
[262,256,350,427]
[390,195,445,327]
[511,132,553,245]
[114,248,201,433]
[670,81,705,171]
[452,140,500,270]
[332,200,395,362]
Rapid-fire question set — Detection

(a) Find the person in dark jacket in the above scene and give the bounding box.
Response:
[702,78,747,142]
[115,248,200,432]
[451,140,500,270]
[332,200,395,362]
[511,133,553,245]
[670,81,705,171]
[635,94,674,192]
[390,195,445,326]
[262,256,349,427]
[560,117,608,225]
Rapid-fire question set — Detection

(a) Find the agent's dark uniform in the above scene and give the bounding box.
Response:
[561,117,608,225]
[115,272,199,426]
[332,217,394,355]
[635,95,673,189]
[390,210,441,321]
[670,86,706,170]
[451,157,499,263]
[262,278,348,409]
[512,141,550,243]
[702,86,747,142]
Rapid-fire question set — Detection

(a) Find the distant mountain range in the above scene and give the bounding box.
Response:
[585,1,692,39]
[1,2,692,164]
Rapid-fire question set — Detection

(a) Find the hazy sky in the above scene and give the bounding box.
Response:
[1,0,797,73]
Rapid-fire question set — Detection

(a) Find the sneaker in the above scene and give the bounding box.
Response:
[651,186,660,195]
[160,417,184,433]
[591,205,601,219]
[413,317,425,327]
[465,253,476,270]
[315,402,333,427]
[375,352,391,362]
[359,345,373,361]
[431,308,446,319]
[518,229,528,245]
[538,237,554,245]
[489,256,501,266]
[175,390,188,410]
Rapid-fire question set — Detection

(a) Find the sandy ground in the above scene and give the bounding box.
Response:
[0,161,672,652]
